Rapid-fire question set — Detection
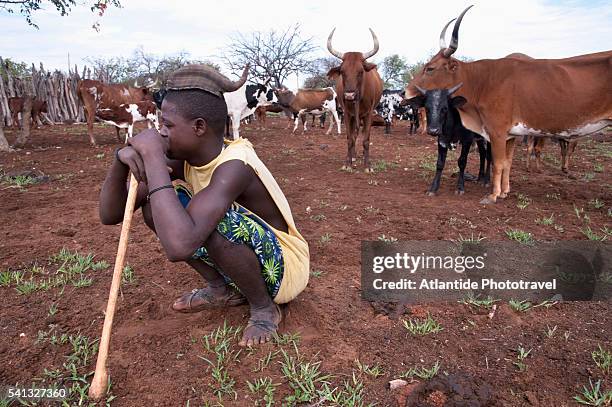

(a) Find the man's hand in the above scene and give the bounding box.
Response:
[127,128,167,159]
[116,146,147,183]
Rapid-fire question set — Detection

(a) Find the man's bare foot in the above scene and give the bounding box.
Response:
[172,285,246,313]
[239,303,282,347]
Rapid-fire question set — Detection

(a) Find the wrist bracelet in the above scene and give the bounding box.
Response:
[147,184,174,201]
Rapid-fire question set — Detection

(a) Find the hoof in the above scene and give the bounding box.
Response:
[499,192,508,199]
[455,190,465,195]
[364,167,374,173]
[479,195,497,205]
[426,191,437,197]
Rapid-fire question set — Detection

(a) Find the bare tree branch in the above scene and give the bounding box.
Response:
[223,24,317,88]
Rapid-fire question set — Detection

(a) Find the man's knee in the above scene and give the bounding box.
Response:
[205,231,254,265]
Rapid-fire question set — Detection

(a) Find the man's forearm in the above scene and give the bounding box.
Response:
[142,152,204,261]
[99,157,131,224]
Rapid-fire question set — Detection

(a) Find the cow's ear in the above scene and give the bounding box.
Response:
[327,66,341,79]
[451,96,467,108]
[363,62,377,72]
[403,95,425,108]
[142,88,150,95]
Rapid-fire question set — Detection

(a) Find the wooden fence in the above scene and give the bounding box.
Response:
[0,57,98,127]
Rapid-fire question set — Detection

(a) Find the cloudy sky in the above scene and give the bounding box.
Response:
[1,0,610,86]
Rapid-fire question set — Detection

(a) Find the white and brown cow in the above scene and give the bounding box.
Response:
[274,87,341,135]
[77,79,156,145]
[94,101,159,143]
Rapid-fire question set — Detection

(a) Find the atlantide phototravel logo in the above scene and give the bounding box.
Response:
[361,241,610,303]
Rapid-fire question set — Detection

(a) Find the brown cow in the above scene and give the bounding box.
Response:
[77,79,155,145]
[274,87,341,135]
[406,6,612,203]
[327,28,383,171]
[254,103,293,129]
[527,137,578,173]
[504,53,580,174]
[8,97,48,129]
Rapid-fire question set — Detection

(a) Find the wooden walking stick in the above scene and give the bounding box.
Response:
[89,173,139,400]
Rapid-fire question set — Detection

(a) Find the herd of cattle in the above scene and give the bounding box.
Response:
[7,5,611,204]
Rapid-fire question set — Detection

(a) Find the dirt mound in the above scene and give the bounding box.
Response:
[403,374,498,407]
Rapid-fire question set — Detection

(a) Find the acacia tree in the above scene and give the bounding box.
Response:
[380,54,408,89]
[302,56,337,89]
[84,48,220,85]
[0,0,121,28]
[224,24,317,87]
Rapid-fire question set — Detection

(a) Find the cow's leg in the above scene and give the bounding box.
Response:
[534,137,544,172]
[292,113,300,134]
[115,126,122,142]
[332,110,341,135]
[564,141,577,173]
[427,143,448,196]
[500,137,516,198]
[363,117,373,172]
[526,135,534,172]
[559,139,577,173]
[476,138,488,185]
[231,113,241,140]
[126,125,133,143]
[480,134,506,204]
[301,111,308,133]
[456,139,471,195]
[325,110,334,136]
[84,107,97,145]
[343,118,355,170]
[384,121,391,135]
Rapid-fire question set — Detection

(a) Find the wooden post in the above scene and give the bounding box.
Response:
[14,94,31,148]
[0,109,9,151]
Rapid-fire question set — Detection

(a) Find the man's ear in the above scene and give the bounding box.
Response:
[451,96,467,108]
[363,62,377,72]
[327,66,341,79]
[193,118,208,137]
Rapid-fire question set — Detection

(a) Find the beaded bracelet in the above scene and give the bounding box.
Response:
[147,184,174,201]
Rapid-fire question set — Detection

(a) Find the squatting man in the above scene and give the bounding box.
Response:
[99,65,310,347]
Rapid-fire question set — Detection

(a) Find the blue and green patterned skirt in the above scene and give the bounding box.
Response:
[175,185,284,298]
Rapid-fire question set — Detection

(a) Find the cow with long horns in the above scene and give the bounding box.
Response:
[405,5,612,204]
[327,28,384,172]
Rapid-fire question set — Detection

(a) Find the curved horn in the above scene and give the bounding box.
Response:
[415,85,427,95]
[134,79,140,87]
[443,5,473,58]
[212,64,250,92]
[439,18,456,49]
[327,28,344,59]
[362,28,380,60]
[448,82,463,95]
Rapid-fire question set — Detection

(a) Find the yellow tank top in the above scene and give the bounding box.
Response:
[183,138,309,304]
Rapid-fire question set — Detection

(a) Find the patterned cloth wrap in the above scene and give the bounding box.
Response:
[175,184,284,298]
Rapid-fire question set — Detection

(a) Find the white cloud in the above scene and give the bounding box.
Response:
[1,0,610,84]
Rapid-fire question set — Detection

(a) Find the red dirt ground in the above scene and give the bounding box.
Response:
[0,118,610,406]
